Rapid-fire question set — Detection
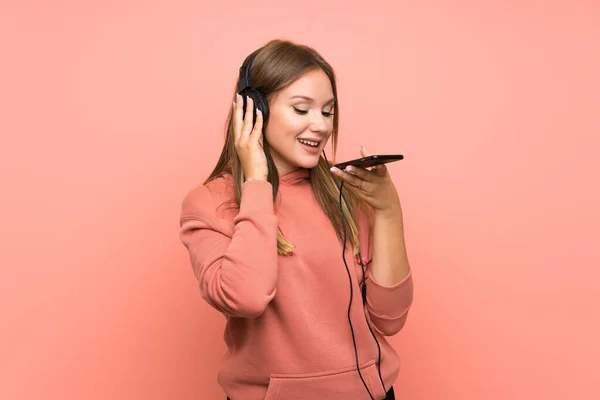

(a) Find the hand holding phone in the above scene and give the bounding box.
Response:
[329,149,404,212]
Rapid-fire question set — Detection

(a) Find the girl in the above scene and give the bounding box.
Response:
[179,39,414,400]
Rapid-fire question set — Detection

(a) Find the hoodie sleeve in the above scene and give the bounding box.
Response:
[179,179,279,318]
[364,269,414,336]
[358,208,414,336]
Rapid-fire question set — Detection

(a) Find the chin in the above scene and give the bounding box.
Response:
[294,154,322,169]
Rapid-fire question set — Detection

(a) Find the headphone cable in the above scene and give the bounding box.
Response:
[322,151,386,399]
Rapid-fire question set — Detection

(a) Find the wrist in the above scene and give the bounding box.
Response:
[246,176,268,182]
[245,171,268,182]
[373,203,403,220]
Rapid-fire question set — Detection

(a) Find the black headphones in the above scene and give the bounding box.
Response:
[236,50,387,400]
[237,51,270,126]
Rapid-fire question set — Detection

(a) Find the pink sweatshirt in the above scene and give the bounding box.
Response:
[179,168,414,400]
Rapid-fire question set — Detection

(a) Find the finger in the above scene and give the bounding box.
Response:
[330,166,369,190]
[251,108,264,143]
[359,146,388,175]
[360,145,371,157]
[343,165,372,181]
[233,94,243,141]
[241,96,254,138]
[373,164,388,177]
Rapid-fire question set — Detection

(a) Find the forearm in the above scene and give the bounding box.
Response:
[370,205,411,287]
[180,180,279,318]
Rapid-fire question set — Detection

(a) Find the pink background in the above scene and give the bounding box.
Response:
[1,1,599,399]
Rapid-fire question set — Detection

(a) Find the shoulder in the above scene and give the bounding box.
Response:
[180,173,237,224]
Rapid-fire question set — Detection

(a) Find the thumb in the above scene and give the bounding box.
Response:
[374,164,388,177]
[360,145,371,157]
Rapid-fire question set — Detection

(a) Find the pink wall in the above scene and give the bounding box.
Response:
[1,1,599,399]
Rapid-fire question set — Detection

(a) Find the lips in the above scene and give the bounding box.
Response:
[298,138,321,154]
[297,138,321,147]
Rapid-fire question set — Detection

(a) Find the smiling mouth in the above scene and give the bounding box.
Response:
[298,138,320,148]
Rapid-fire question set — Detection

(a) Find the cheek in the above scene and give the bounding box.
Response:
[265,110,308,141]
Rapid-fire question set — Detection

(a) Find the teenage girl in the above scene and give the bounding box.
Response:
[179,39,414,400]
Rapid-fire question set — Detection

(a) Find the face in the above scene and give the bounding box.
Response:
[264,68,335,177]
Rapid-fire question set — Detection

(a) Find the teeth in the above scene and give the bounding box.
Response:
[299,139,319,147]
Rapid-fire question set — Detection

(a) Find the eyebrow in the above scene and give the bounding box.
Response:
[289,95,336,105]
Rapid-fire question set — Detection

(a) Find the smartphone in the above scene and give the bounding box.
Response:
[334,154,404,170]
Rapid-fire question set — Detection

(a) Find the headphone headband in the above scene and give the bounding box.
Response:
[237,52,258,93]
[234,49,269,124]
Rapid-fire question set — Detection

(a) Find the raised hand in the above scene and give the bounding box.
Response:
[233,94,268,181]
[330,146,402,215]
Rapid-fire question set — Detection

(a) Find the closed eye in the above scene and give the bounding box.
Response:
[292,106,308,115]
[293,107,335,118]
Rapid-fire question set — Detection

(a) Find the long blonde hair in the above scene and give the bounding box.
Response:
[205,39,369,256]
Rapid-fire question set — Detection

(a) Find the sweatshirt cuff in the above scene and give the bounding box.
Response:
[239,179,274,214]
[365,270,414,319]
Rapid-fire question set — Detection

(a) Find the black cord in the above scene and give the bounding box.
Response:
[322,152,386,399]
[338,178,374,400]
[358,256,387,394]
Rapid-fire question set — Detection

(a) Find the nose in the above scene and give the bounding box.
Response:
[309,112,328,133]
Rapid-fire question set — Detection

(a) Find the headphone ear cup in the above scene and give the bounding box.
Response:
[253,89,269,123]
[242,88,269,125]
